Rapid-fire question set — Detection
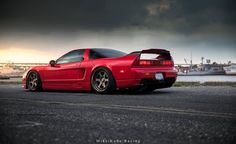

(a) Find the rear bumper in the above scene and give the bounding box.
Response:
[140,77,176,88]
[116,67,177,88]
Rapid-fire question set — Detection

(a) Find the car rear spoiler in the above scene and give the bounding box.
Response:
[131,48,173,66]
[141,48,170,54]
[129,48,170,55]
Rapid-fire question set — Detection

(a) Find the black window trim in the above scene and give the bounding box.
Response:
[56,49,85,64]
[89,48,127,60]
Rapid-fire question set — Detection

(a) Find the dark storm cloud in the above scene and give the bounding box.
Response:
[1,0,236,33]
[0,0,148,30]
[144,0,236,33]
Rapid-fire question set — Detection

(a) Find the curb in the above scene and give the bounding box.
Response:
[173,81,236,87]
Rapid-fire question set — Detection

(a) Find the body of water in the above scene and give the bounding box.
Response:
[177,75,236,83]
[1,76,236,83]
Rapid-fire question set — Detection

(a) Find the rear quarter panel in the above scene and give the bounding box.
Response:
[91,55,139,80]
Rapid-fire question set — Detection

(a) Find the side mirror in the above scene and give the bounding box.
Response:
[49,60,56,67]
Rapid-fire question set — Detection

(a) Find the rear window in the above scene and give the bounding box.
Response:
[140,54,159,60]
[140,53,171,60]
[89,49,127,60]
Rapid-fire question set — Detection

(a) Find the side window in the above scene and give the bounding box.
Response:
[56,50,85,64]
[89,49,127,60]
[89,50,103,60]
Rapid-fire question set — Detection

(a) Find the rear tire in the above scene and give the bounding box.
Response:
[91,67,116,94]
[27,71,42,92]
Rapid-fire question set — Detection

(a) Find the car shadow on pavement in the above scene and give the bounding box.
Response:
[25,88,173,96]
[112,89,172,95]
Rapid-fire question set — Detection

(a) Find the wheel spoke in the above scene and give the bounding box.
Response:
[93,70,111,92]
[33,82,37,87]
[98,82,103,88]
[98,72,103,78]
[102,82,106,88]
[95,78,101,82]
[28,72,39,90]
[103,73,107,78]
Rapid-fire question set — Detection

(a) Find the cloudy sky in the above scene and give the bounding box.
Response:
[0,0,235,64]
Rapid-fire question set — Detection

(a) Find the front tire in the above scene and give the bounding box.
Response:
[27,71,42,92]
[91,67,116,94]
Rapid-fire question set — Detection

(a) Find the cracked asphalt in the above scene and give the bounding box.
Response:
[0,85,236,144]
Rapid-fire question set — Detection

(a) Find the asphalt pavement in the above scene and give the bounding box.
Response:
[0,85,236,144]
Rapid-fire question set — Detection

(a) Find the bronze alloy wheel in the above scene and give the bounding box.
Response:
[27,71,42,91]
[91,68,116,93]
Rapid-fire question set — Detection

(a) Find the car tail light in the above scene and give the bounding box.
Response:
[139,60,152,65]
[133,58,174,67]
[161,60,174,66]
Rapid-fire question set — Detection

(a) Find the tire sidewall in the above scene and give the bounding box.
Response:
[27,71,42,91]
[91,67,116,94]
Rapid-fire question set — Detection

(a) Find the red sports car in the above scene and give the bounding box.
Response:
[22,48,177,93]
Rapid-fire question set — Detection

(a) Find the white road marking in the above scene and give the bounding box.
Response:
[1,98,236,119]
[16,121,43,128]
